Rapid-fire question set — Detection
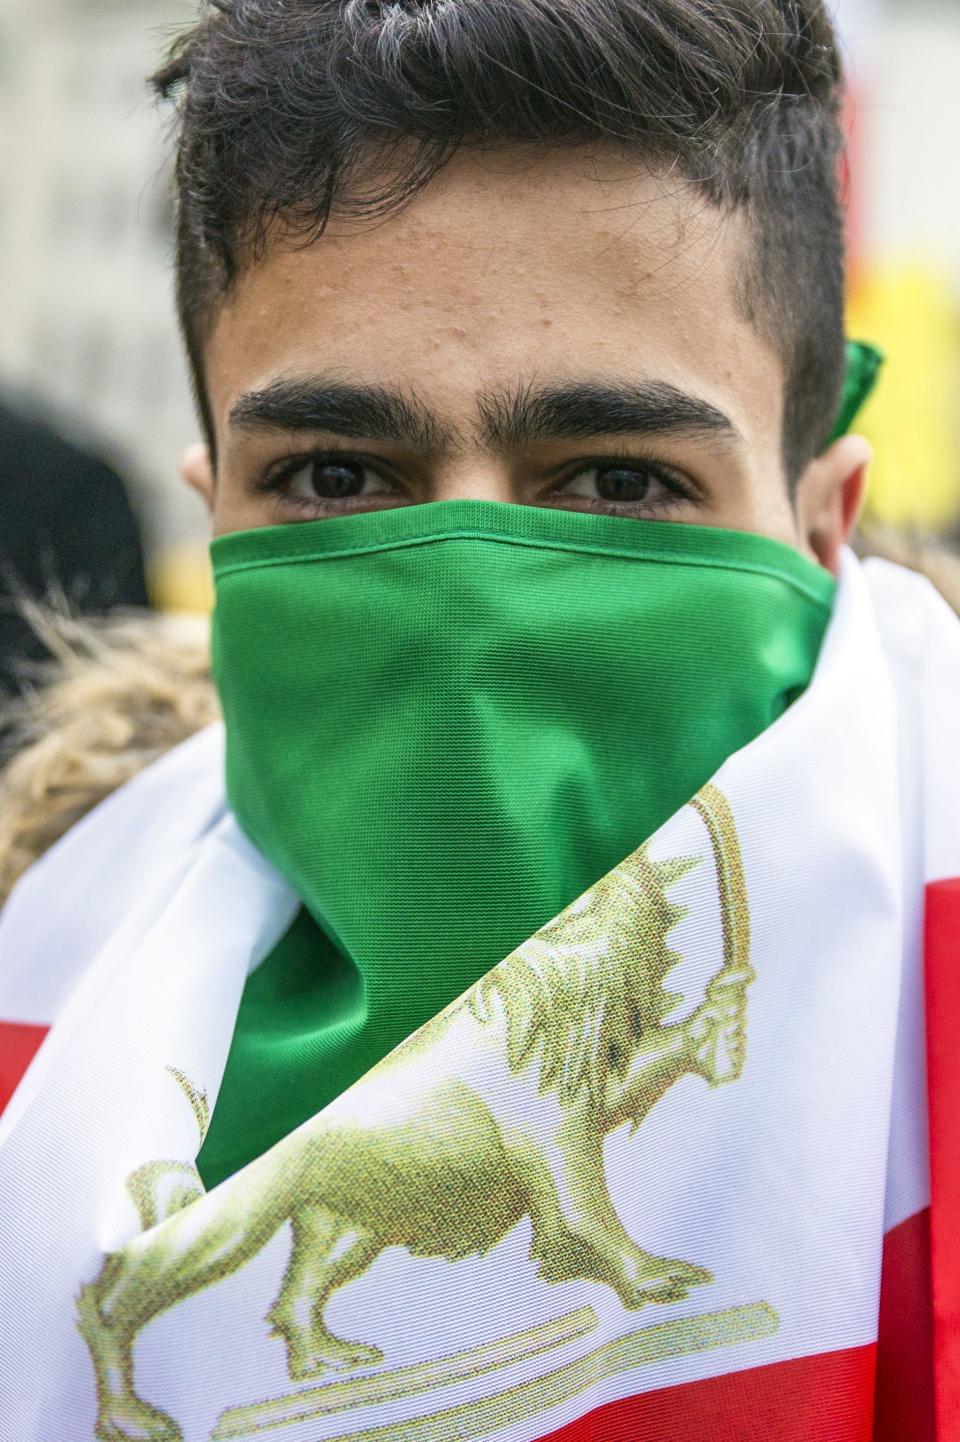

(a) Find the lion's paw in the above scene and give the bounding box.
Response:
[624,1256,713,1308]
[686,974,749,1084]
[95,1397,182,1442]
[665,1258,713,1285]
[286,1334,384,1380]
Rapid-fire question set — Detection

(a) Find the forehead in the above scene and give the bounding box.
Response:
[205,146,783,454]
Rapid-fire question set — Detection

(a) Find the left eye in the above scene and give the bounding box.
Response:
[560,463,674,507]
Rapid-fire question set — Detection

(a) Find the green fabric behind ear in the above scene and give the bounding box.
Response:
[828,340,884,445]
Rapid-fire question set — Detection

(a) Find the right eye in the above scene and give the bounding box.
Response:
[281,455,393,504]
[255,450,405,518]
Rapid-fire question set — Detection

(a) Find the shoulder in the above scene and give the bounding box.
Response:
[856,527,960,619]
[0,609,219,906]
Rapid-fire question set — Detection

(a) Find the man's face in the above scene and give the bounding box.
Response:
[189,146,867,569]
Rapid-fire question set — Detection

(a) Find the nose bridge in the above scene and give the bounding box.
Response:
[430,449,515,504]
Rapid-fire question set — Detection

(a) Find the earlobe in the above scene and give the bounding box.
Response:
[798,434,873,578]
[179,442,216,511]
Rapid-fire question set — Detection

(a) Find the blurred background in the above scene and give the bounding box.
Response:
[0,0,957,626]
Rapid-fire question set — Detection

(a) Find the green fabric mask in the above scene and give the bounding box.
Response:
[199,501,835,1187]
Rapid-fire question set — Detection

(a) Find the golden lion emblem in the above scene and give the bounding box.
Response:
[77,784,751,1442]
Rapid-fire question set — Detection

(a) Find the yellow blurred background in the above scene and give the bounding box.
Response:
[0,0,957,613]
[840,0,960,538]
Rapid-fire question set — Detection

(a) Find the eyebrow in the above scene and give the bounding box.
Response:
[228,375,741,451]
[479,379,741,449]
[229,377,452,451]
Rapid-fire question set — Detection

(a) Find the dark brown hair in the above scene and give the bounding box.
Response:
[153,0,849,480]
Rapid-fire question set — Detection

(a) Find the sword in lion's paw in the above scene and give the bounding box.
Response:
[604,782,754,1132]
[685,963,753,1086]
[687,784,754,1086]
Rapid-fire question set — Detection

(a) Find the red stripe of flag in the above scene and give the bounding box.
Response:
[535,1343,876,1441]
[532,1200,935,1442]
[0,1019,48,1116]
[874,1208,935,1440]
[925,877,960,1439]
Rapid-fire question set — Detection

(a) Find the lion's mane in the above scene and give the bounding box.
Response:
[468,847,697,1107]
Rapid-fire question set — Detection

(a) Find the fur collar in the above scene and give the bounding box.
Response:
[0,609,217,906]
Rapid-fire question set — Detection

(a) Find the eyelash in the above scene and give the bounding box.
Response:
[255,451,403,515]
[253,447,700,517]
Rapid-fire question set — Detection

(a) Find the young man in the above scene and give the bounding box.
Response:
[1,2,957,1438]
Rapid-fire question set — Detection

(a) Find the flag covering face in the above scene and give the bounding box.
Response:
[201,500,836,1186]
[0,550,957,1441]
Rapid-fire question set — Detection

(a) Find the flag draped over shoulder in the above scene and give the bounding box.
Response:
[0,550,958,1442]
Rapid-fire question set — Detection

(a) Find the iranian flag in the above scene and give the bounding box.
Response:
[0,548,957,1442]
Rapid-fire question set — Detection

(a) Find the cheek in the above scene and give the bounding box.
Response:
[208,475,274,538]
[702,464,800,547]
[748,484,802,544]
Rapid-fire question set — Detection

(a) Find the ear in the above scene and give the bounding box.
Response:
[179,442,215,511]
[794,434,873,577]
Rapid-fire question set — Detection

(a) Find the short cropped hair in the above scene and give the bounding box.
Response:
[153,0,849,481]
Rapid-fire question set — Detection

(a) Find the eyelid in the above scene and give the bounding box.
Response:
[253,443,703,508]
[256,445,403,493]
[553,452,701,500]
